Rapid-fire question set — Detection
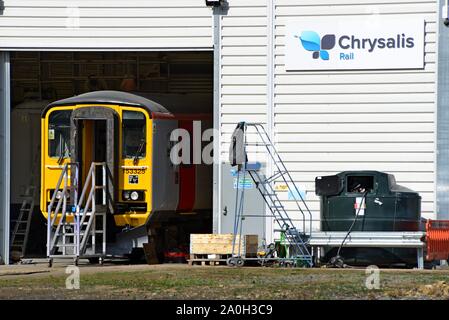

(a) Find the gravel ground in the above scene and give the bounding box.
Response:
[0,261,449,300]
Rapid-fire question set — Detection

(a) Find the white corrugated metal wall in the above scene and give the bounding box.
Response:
[274,0,437,230]
[0,0,440,252]
[0,0,212,50]
[218,0,270,235]
[219,0,438,235]
[0,0,214,263]
[220,1,268,128]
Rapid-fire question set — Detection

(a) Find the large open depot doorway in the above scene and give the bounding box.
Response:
[10,51,214,259]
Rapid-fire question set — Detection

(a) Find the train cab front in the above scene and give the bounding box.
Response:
[41,90,212,263]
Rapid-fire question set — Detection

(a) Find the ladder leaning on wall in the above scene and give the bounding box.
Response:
[10,145,41,262]
[10,185,36,260]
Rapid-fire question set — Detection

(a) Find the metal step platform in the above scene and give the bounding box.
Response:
[229,122,313,267]
[47,162,107,267]
[309,231,426,269]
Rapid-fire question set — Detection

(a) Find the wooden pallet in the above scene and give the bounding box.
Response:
[188,254,231,266]
[190,234,258,256]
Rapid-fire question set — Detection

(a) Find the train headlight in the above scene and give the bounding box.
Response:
[123,191,130,200]
[122,190,144,201]
[130,191,139,201]
[55,191,63,200]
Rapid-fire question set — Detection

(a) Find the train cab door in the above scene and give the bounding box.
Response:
[70,107,119,214]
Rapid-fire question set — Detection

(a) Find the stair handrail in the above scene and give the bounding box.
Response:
[250,171,299,233]
[46,161,106,259]
[245,122,313,237]
[46,163,78,257]
[253,123,312,234]
[248,169,312,263]
[77,162,107,254]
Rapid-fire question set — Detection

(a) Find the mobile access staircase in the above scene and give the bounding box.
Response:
[229,122,314,267]
[47,162,107,267]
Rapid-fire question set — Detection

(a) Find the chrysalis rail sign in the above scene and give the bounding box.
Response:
[285,17,425,71]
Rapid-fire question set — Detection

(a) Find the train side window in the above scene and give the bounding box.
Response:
[48,110,72,158]
[122,111,146,159]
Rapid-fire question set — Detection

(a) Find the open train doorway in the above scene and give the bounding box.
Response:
[93,120,107,164]
[9,51,213,263]
[72,116,111,207]
[92,120,108,206]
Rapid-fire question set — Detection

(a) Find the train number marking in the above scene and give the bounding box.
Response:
[124,169,146,175]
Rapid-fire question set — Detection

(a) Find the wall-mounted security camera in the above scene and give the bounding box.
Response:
[205,0,226,7]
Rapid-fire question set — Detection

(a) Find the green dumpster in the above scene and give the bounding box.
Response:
[315,171,422,267]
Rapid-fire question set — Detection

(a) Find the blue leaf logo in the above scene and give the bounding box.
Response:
[320,50,329,60]
[299,31,335,61]
[300,31,321,52]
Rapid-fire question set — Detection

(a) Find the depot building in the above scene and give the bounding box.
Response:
[0,0,448,263]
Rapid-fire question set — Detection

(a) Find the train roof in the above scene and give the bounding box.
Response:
[42,90,171,118]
